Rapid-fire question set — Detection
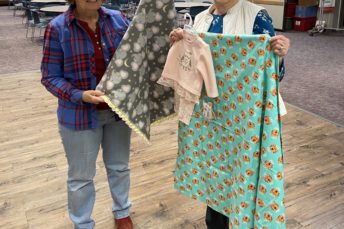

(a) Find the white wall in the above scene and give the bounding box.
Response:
[256,4,285,30]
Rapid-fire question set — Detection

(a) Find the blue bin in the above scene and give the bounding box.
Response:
[295,6,318,18]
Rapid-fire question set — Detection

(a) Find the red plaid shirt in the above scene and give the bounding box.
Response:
[41,5,129,130]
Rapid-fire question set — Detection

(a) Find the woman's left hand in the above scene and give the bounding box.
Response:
[270,35,290,58]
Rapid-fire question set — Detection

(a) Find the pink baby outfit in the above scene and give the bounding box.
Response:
[158,30,219,124]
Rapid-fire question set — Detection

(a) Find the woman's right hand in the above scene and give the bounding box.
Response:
[169,28,184,44]
[82,90,104,104]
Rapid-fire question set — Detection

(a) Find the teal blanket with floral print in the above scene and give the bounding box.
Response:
[174,33,286,228]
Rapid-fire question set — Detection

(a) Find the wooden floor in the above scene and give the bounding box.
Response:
[0,71,343,229]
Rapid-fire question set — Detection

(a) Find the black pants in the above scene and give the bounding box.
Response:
[205,206,229,229]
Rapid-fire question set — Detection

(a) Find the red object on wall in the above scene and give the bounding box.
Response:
[286,3,297,17]
[294,17,317,31]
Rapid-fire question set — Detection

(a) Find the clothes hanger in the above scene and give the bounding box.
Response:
[183,13,195,34]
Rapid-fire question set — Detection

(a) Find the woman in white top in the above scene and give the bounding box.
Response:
[170,0,290,228]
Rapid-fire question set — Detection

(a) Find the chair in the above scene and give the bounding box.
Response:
[13,0,24,16]
[8,0,14,9]
[21,0,32,24]
[24,8,33,30]
[25,9,35,38]
[30,10,49,41]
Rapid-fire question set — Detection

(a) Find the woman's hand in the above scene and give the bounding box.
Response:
[82,90,104,104]
[270,35,290,58]
[169,28,184,44]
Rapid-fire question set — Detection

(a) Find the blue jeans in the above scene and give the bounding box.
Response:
[58,110,132,229]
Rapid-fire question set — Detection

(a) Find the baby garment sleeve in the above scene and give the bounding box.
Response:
[196,44,219,98]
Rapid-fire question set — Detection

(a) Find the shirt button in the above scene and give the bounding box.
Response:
[95,34,97,37]
[96,41,99,44]
[99,47,101,50]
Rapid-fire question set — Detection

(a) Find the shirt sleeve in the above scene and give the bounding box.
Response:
[40,23,83,104]
[253,10,285,81]
[114,10,131,36]
[197,44,219,98]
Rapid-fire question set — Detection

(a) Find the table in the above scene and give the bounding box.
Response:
[40,5,69,13]
[174,2,211,9]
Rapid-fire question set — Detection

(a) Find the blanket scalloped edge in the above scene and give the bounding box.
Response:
[102,95,150,144]
[151,113,177,126]
[102,95,177,144]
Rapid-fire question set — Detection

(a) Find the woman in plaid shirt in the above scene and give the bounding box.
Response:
[41,0,133,228]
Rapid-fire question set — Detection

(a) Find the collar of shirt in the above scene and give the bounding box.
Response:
[65,4,109,26]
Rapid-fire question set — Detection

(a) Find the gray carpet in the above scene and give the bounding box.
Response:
[280,31,344,126]
[0,7,42,73]
[0,6,343,125]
